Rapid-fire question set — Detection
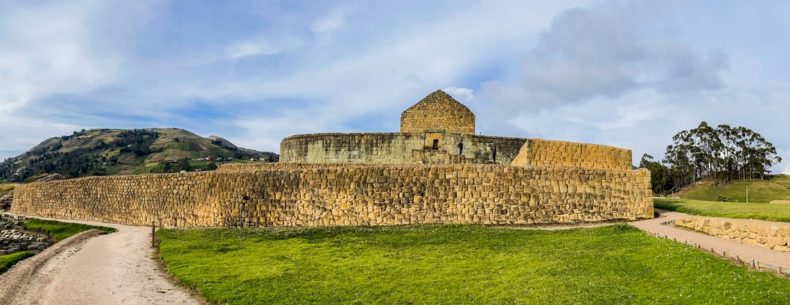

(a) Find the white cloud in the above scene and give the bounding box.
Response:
[0,1,126,159]
[312,11,346,35]
[476,1,727,121]
[0,1,119,107]
[193,1,590,151]
[224,37,304,59]
[0,0,787,179]
[443,87,475,103]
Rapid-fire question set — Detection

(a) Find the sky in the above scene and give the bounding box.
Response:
[0,0,788,174]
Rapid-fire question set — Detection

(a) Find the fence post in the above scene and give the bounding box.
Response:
[151,220,156,248]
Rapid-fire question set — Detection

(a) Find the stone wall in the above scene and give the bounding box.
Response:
[511,139,633,171]
[400,90,475,134]
[675,216,790,253]
[280,132,526,166]
[12,164,652,228]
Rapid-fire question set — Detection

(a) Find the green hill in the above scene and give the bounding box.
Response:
[674,175,790,203]
[0,128,277,182]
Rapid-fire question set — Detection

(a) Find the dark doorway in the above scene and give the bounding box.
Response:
[432,139,439,150]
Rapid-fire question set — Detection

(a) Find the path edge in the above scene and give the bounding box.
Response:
[0,229,102,304]
[152,229,210,305]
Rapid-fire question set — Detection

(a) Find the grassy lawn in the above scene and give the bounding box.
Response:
[655,197,790,222]
[676,175,790,203]
[158,225,790,305]
[23,218,116,242]
[0,251,34,273]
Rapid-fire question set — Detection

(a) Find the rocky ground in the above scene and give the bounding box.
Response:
[0,214,51,255]
[0,191,11,211]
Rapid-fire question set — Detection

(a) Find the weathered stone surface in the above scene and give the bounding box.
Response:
[0,214,52,255]
[279,132,526,166]
[511,139,632,171]
[278,90,631,170]
[0,191,12,210]
[12,164,652,228]
[676,216,790,253]
[400,90,475,134]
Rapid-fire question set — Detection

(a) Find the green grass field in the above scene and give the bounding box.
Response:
[157,225,790,305]
[676,175,790,203]
[0,251,34,273]
[22,218,116,242]
[654,197,790,222]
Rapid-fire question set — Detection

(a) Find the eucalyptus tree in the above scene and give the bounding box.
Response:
[642,121,782,193]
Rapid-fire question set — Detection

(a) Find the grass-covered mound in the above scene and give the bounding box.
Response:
[0,251,34,273]
[158,225,790,305]
[676,175,790,203]
[655,198,790,222]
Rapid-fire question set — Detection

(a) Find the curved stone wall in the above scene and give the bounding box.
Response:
[12,164,653,228]
[511,139,633,171]
[280,132,526,165]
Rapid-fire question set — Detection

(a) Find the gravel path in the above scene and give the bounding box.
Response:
[631,210,790,273]
[1,218,203,305]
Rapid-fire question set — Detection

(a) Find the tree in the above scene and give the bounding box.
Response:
[639,154,672,195]
[647,122,783,194]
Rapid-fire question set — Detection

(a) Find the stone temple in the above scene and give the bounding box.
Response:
[12,90,652,228]
[280,89,633,170]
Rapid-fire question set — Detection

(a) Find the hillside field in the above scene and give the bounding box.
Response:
[0,128,277,182]
[675,175,790,203]
[158,225,790,305]
[654,198,790,222]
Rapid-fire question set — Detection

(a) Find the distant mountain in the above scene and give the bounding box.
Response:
[0,128,278,182]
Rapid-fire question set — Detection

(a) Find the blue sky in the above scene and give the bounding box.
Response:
[0,0,788,174]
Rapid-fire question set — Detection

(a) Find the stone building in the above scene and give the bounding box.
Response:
[280,90,632,170]
[400,90,475,134]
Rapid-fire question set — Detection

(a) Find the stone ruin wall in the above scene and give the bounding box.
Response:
[12,164,653,228]
[281,134,633,172]
[676,216,790,253]
[279,133,525,166]
[511,139,633,171]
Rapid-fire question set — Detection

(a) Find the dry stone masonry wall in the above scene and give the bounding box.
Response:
[675,216,790,253]
[12,164,653,228]
[400,90,475,134]
[512,139,632,171]
[280,133,525,166]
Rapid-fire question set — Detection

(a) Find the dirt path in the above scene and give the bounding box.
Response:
[2,218,203,305]
[631,210,790,274]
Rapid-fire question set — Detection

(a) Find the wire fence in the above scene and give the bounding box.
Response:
[649,230,789,277]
